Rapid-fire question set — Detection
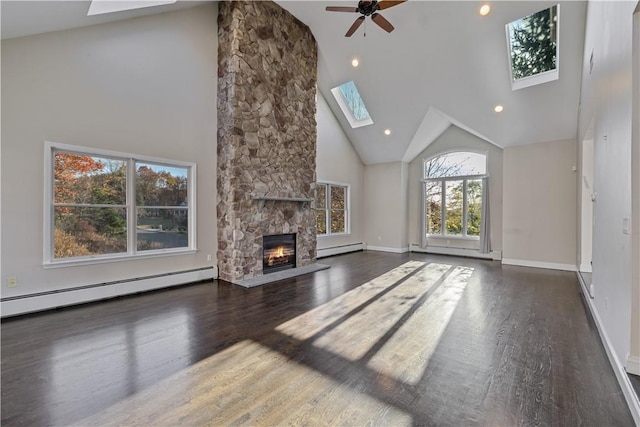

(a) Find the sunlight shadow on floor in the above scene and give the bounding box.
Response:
[367,266,474,384]
[311,263,453,361]
[75,339,413,426]
[276,260,427,341]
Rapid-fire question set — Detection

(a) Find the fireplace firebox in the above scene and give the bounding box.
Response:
[263,234,296,274]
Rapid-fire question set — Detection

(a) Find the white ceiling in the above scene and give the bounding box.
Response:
[278,0,587,164]
[1,1,587,165]
[0,0,203,40]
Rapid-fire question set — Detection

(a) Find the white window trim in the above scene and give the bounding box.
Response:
[422,151,488,244]
[316,180,351,237]
[43,141,197,268]
[423,176,486,239]
[505,4,560,91]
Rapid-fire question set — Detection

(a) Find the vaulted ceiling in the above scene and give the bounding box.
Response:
[278,1,587,164]
[1,1,588,165]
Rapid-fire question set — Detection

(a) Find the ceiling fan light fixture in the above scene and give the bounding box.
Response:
[326,0,406,37]
[479,4,491,16]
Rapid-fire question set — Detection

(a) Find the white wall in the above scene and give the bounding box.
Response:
[579,138,594,272]
[316,92,365,250]
[576,0,637,391]
[502,139,577,269]
[1,5,218,310]
[407,125,503,253]
[363,161,408,252]
[630,3,640,378]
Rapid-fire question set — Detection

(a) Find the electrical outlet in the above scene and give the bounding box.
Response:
[207,254,212,262]
[7,277,17,288]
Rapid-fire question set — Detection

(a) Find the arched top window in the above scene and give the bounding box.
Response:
[424,151,487,179]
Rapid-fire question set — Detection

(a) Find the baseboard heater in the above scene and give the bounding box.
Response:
[1,266,217,318]
[410,244,502,261]
[317,242,365,258]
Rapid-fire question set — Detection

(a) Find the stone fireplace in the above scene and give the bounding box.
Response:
[217,1,318,284]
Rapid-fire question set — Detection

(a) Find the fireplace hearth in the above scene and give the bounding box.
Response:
[263,234,296,274]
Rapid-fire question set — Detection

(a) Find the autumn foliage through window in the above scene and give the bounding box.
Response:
[49,145,193,262]
[316,183,348,236]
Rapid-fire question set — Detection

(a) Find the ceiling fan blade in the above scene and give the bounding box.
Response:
[326,6,359,12]
[371,13,394,33]
[345,16,365,37]
[377,0,407,10]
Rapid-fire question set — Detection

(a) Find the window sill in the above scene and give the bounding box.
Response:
[317,232,351,238]
[426,235,480,241]
[43,248,198,269]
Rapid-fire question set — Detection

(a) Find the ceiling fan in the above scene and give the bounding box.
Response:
[326,0,407,37]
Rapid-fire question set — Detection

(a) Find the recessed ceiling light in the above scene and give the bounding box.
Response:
[479,4,491,16]
[494,105,504,113]
[351,58,359,67]
[384,129,391,135]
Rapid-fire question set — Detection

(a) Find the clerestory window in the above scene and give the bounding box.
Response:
[423,152,487,239]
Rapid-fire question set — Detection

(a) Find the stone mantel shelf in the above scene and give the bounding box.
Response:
[251,195,313,211]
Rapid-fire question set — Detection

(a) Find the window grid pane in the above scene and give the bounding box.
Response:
[137,207,189,251]
[445,180,463,235]
[54,206,127,258]
[54,152,126,205]
[330,209,346,234]
[136,162,189,207]
[316,184,328,235]
[466,179,483,236]
[330,186,345,210]
[424,152,486,179]
[425,181,442,235]
[316,210,327,235]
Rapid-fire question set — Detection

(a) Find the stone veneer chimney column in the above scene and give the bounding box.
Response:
[217,1,318,283]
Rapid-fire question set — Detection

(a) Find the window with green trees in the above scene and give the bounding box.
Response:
[507,5,559,89]
[424,152,486,239]
[316,182,349,236]
[46,142,195,264]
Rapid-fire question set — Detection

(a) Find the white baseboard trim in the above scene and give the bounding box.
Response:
[410,244,502,260]
[1,267,217,318]
[366,245,409,254]
[577,273,640,425]
[317,243,365,258]
[627,355,640,376]
[502,258,576,272]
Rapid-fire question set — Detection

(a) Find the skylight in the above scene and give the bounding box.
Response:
[87,0,177,17]
[506,5,559,90]
[330,81,373,128]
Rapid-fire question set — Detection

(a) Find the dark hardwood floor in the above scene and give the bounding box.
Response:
[1,252,634,426]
